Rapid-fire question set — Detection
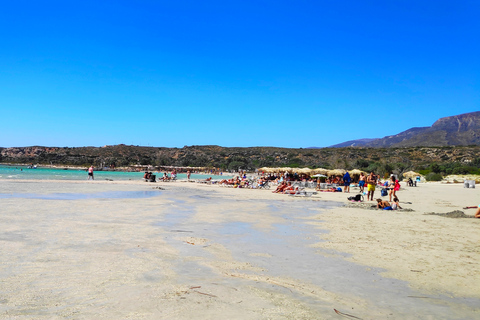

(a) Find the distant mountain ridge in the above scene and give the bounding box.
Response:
[329,111,480,148]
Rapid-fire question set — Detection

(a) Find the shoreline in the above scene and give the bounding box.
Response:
[0,163,235,175]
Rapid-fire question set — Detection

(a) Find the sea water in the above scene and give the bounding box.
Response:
[0,164,232,181]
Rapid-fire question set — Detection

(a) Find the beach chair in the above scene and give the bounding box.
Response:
[257,181,271,189]
[464,180,475,188]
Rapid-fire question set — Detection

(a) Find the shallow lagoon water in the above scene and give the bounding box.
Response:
[155,189,479,319]
[0,164,232,181]
[0,190,162,200]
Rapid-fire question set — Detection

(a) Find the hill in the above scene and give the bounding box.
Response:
[2,144,480,178]
[330,111,480,148]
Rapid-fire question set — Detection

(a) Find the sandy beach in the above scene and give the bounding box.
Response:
[0,179,479,319]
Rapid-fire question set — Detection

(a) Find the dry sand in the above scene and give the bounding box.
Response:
[0,179,478,319]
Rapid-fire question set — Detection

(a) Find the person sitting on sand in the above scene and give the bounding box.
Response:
[376,198,391,209]
[391,197,402,210]
[273,182,287,193]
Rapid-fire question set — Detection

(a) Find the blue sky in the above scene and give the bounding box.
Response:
[0,1,478,148]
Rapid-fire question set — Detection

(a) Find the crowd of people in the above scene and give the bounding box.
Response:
[137,166,480,217]
[144,169,178,182]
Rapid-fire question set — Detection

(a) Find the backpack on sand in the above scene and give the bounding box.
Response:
[348,194,364,202]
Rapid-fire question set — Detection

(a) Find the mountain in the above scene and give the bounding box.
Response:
[324,138,378,148]
[330,111,480,148]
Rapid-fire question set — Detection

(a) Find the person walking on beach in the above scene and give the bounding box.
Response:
[87,166,94,180]
[366,171,377,201]
[343,171,351,193]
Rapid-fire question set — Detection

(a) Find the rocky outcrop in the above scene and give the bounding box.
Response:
[330,112,480,148]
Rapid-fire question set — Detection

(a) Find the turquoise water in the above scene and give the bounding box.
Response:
[0,190,162,200]
[0,164,232,181]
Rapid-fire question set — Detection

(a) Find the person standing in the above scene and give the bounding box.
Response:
[187,170,191,180]
[388,175,396,201]
[87,166,94,180]
[358,172,366,193]
[343,171,351,193]
[366,171,377,201]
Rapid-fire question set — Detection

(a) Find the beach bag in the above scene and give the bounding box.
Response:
[381,188,388,197]
[348,194,363,202]
[394,180,401,191]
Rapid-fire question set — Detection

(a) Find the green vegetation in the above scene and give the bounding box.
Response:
[2,145,480,176]
[425,172,443,181]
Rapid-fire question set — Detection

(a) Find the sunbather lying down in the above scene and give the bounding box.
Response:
[286,189,318,197]
[283,187,299,195]
[320,187,342,192]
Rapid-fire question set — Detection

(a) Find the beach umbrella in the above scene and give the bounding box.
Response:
[403,171,421,178]
[312,174,327,178]
[327,169,346,176]
[349,169,364,175]
[298,167,313,174]
[313,168,328,174]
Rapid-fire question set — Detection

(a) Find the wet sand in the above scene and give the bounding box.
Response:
[0,179,479,319]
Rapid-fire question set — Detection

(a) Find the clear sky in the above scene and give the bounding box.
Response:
[1,1,478,148]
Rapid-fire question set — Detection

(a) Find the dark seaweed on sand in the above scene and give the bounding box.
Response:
[425,210,475,218]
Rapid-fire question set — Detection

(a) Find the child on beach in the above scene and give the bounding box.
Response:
[391,197,402,210]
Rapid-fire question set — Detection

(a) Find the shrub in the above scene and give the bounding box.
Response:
[418,169,431,176]
[452,166,480,175]
[425,172,443,181]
